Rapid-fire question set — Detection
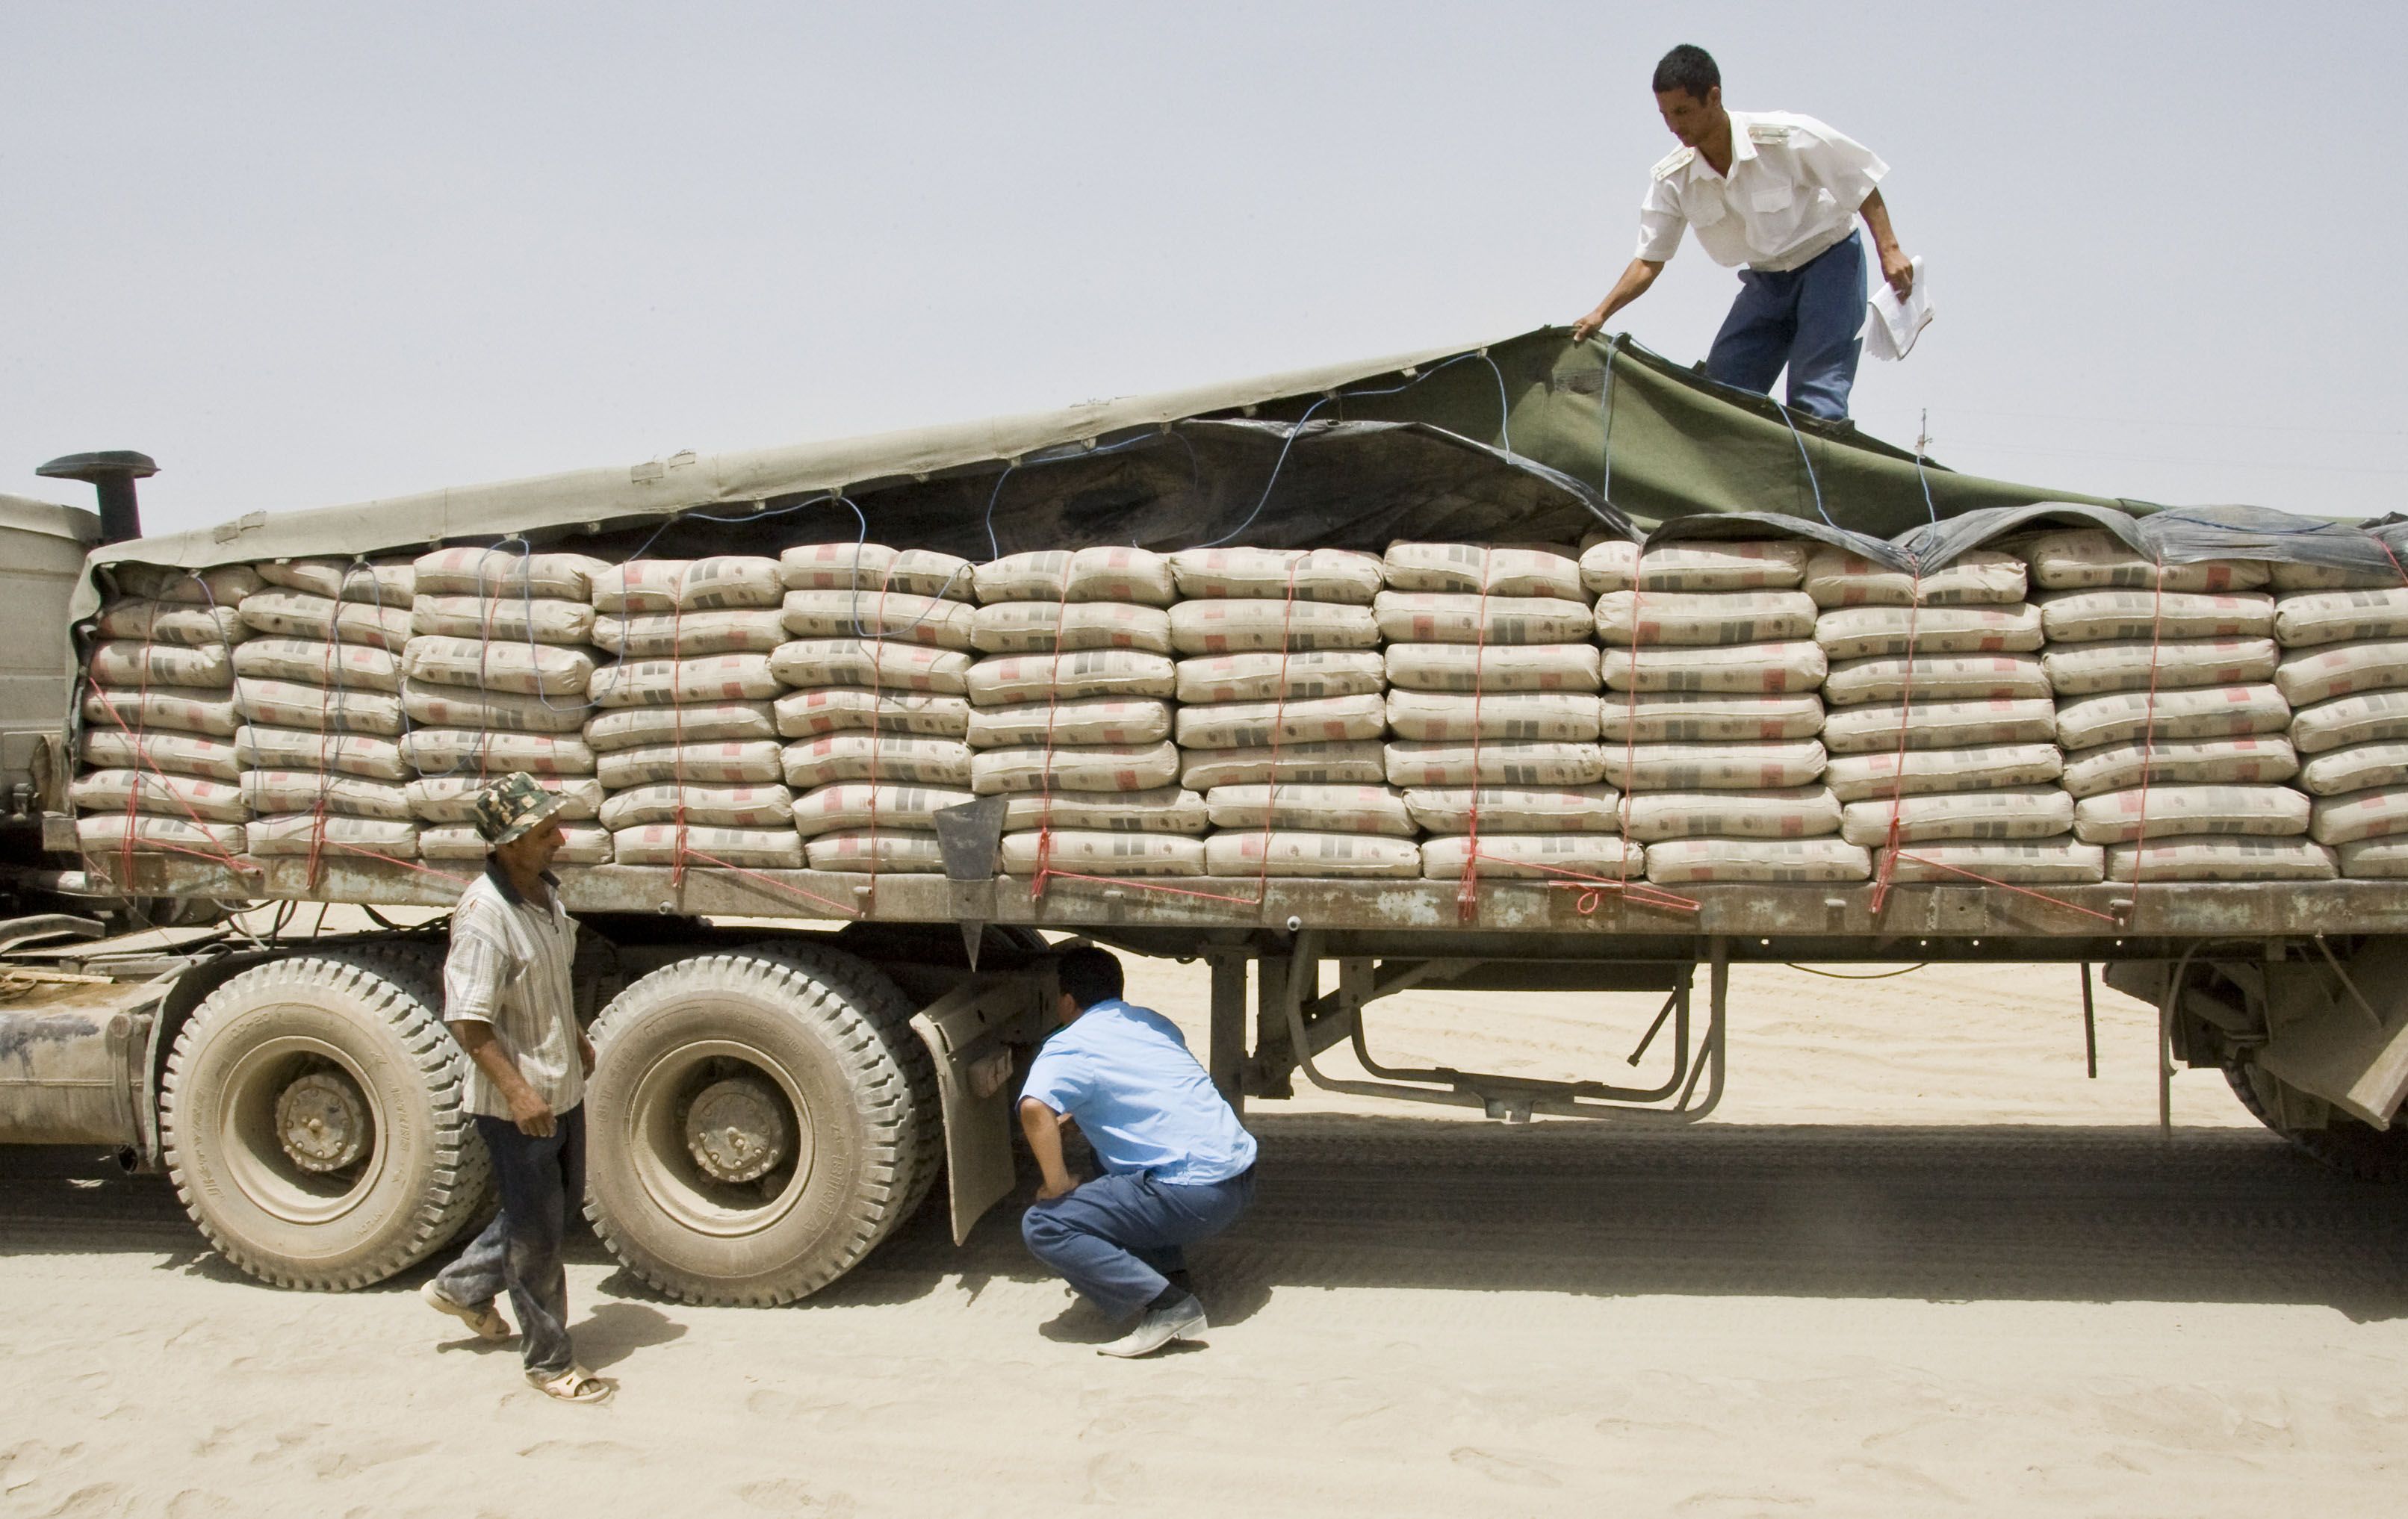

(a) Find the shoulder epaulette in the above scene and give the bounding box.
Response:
[1747,121,1794,145]
[1651,146,1695,181]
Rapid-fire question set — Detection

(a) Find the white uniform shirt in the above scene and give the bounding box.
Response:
[1636,111,1888,273]
[444,863,583,1120]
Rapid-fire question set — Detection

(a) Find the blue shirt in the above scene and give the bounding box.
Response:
[1021,999,1257,1186]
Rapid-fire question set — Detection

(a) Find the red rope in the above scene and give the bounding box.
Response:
[1456,550,1492,922]
[1867,559,1927,916]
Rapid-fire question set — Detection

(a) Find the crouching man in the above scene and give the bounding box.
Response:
[1019,945,1258,1358]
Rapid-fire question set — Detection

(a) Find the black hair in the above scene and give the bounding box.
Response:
[1652,44,1719,101]
[1058,945,1124,1010]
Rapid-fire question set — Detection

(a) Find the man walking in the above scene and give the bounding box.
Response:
[1572,44,1914,420]
[1020,945,1258,1358]
[419,773,609,1403]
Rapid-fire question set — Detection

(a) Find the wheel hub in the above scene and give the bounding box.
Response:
[273,1069,370,1173]
[684,1076,789,1184]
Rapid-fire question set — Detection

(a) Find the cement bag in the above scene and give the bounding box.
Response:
[964,650,1175,705]
[400,729,597,777]
[779,544,973,600]
[1168,547,1382,603]
[1387,642,1601,694]
[1176,693,1386,749]
[1372,592,1592,645]
[774,688,969,739]
[1167,600,1378,654]
[2072,785,2312,843]
[2024,530,2267,592]
[112,563,261,606]
[1176,650,1385,703]
[971,742,1182,795]
[400,680,588,736]
[235,726,407,782]
[1579,538,1639,594]
[1421,833,1644,880]
[1595,590,1819,647]
[2289,690,2408,754]
[1813,603,2045,659]
[1600,692,1824,743]
[1822,652,2047,705]
[999,830,1205,877]
[2298,742,2408,797]
[408,775,604,824]
[403,636,596,698]
[598,783,794,831]
[77,813,245,857]
[232,637,403,692]
[257,558,415,604]
[781,733,975,789]
[780,588,977,650]
[2055,685,2291,750]
[1180,740,1387,790]
[1840,787,2074,845]
[592,557,784,613]
[1645,837,1871,883]
[1686,755,1923,839]
[71,768,248,824]
[1825,744,2062,802]
[238,590,413,650]
[804,829,949,872]
[239,678,406,736]
[2038,588,2276,642]
[2104,837,2336,883]
[589,653,781,709]
[1821,698,2055,754]
[1380,544,1583,599]
[1604,642,1828,695]
[2275,562,2406,592]
[1605,741,1827,792]
[240,770,412,821]
[1204,830,1421,879]
[612,824,802,869]
[593,700,779,750]
[792,781,978,836]
[81,729,242,783]
[1403,784,1622,834]
[967,698,1171,749]
[411,594,597,646]
[82,686,240,739]
[2276,640,2408,706]
[595,609,787,657]
[1803,547,2027,609]
[598,740,785,788]
[413,548,609,602]
[246,814,420,859]
[2337,838,2408,877]
[1203,783,1415,836]
[87,641,233,689]
[772,639,974,695]
[1385,690,1601,743]
[2270,588,2408,647]
[1880,839,2106,885]
[1002,787,1209,835]
[423,822,612,863]
[1383,739,1607,787]
[2061,736,2299,798]
[1636,541,1809,591]
[2310,789,2408,845]
[969,601,1172,656]
[974,547,1176,606]
[94,600,249,647]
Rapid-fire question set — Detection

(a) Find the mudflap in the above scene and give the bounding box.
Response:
[908,973,1053,1246]
[2258,941,2408,1130]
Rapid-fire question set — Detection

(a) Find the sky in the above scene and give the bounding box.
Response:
[4,1,2403,538]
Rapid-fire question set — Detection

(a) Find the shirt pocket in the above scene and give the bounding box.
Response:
[1749,180,1796,214]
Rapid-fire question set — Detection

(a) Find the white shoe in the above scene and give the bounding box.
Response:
[1096,1293,1206,1358]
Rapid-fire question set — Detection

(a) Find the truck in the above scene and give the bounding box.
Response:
[4,328,2404,1307]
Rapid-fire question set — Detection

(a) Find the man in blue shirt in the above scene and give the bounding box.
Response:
[1020,945,1259,1358]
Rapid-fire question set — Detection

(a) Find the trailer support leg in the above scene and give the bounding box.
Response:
[1208,953,1247,1116]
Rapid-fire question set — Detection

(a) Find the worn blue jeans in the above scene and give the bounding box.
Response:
[1704,232,1868,420]
[435,1106,585,1378]
[1022,1167,1257,1320]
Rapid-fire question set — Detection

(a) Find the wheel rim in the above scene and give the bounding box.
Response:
[210,1033,385,1226]
[624,1035,816,1238]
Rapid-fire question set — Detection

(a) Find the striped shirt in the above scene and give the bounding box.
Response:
[444,861,583,1120]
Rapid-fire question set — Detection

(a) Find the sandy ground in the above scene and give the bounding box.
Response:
[6,950,2408,1518]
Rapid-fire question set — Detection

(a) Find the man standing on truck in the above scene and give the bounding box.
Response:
[418,773,609,1404]
[1570,43,1914,421]
[1019,945,1259,1358]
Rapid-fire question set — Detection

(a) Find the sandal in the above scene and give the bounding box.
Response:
[529,1365,612,1404]
[421,1280,512,1341]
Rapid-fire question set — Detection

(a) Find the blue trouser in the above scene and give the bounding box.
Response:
[436,1106,585,1378]
[1022,1167,1257,1319]
[1704,232,1867,420]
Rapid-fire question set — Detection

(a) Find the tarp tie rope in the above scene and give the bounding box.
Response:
[1456,549,1493,921]
[2115,566,2170,922]
[1867,558,1928,916]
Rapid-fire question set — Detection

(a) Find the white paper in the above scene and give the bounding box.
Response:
[1865,255,1932,361]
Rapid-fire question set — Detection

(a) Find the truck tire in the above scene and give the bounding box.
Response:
[2224,1060,2408,1183]
[161,948,491,1288]
[582,946,939,1305]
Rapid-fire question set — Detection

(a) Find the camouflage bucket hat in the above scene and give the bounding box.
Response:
[472,772,567,847]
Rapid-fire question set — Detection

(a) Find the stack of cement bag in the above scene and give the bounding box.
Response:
[2032,530,2327,882]
[73,563,257,860]
[2269,560,2408,877]
[1808,546,2093,883]
[777,544,978,872]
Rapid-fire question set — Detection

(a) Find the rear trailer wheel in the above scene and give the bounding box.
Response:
[2224,1060,2408,1183]
[583,947,939,1305]
[161,948,492,1288]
